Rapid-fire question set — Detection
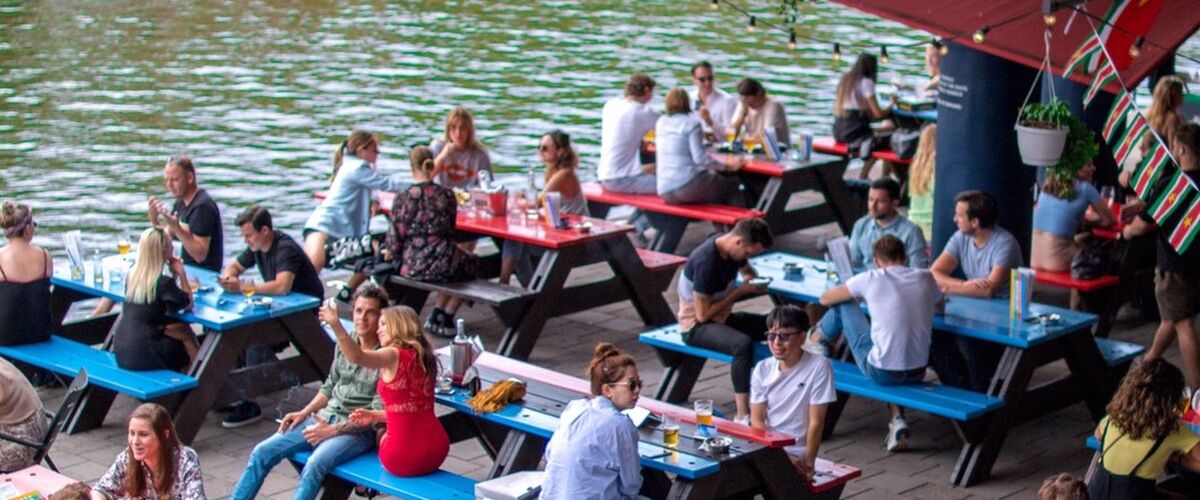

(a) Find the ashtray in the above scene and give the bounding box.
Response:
[700,436,732,454]
[247,296,273,310]
[783,263,805,281]
[577,222,593,233]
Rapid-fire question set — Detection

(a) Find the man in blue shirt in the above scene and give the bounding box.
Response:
[848,178,928,270]
[929,190,1023,391]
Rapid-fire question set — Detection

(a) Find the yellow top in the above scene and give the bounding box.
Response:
[1098,415,1200,480]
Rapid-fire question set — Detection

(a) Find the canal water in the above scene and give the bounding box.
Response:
[0,0,1195,255]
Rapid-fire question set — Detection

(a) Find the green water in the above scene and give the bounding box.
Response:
[0,0,1195,254]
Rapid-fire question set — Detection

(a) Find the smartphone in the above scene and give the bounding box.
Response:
[748,277,773,286]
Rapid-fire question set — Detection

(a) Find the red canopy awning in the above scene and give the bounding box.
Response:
[829,0,1199,92]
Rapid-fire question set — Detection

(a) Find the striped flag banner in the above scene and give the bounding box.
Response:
[1133,143,1170,200]
[1064,34,1102,77]
[1112,116,1148,166]
[1148,171,1194,224]
[1167,194,1200,254]
[1102,92,1134,143]
[1084,60,1118,108]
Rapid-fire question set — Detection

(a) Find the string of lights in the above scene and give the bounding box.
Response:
[1066,5,1200,67]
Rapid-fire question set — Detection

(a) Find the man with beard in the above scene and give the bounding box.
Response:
[848,178,928,270]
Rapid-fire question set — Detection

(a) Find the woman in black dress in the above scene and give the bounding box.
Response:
[112,227,197,371]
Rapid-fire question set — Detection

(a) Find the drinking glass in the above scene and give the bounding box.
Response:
[694,399,716,438]
[242,278,256,303]
[116,233,131,257]
[661,415,680,447]
[724,131,736,145]
[1101,185,1116,201]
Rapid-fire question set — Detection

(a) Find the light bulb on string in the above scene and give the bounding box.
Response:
[832,42,841,63]
[788,29,797,50]
[973,26,990,44]
[1129,36,1144,58]
[746,16,756,33]
[880,45,890,64]
[938,39,949,55]
[709,0,718,10]
[1043,14,1056,27]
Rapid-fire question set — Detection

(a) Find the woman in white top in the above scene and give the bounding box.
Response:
[541,343,644,499]
[656,88,745,206]
[833,54,894,179]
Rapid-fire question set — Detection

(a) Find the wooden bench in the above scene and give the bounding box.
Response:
[1034,269,1122,338]
[813,137,910,165]
[0,336,197,401]
[582,182,764,254]
[289,450,476,500]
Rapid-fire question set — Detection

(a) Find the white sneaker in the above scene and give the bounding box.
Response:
[886,415,910,452]
[803,327,830,357]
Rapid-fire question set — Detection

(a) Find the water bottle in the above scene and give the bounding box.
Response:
[824,252,837,285]
[527,169,538,193]
[451,318,472,385]
[92,250,103,286]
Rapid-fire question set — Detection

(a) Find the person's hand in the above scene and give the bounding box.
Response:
[740,281,769,295]
[166,256,185,277]
[349,408,378,427]
[218,276,241,293]
[789,455,813,483]
[725,156,747,172]
[641,163,656,175]
[319,299,340,326]
[302,416,336,445]
[963,278,991,290]
[277,410,309,433]
[699,105,713,127]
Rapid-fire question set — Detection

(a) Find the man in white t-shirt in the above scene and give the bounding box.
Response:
[687,61,738,139]
[598,73,660,194]
[814,234,943,451]
[729,77,790,148]
[750,304,836,482]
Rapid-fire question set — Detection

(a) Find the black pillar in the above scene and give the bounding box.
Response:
[933,42,1040,260]
[1043,76,1118,189]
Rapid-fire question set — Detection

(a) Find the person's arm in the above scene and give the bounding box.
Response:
[1181,440,1200,472]
[161,206,215,265]
[749,403,769,430]
[254,270,295,296]
[542,169,580,201]
[1123,215,1155,239]
[952,265,1010,298]
[218,251,249,292]
[906,228,930,269]
[818,284,854,306]
[729,103,746,139]
[615,424,644,499]
[162,264,192,311]
[176,450,208,500]
[319,301,397,370]
[90,452,127,500]
[1088,199,1116,228]
[349,162,408,192]
[802,403,828,482]
[432,141,459,176]
[930,250,964,291]
[278,391,328,433]
[692,289,752,324]
[147,197,164,227]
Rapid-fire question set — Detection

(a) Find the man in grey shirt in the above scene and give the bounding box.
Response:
[929,190,1023,391]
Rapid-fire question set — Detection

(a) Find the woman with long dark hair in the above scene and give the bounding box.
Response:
[91,403,206,499]
[833,54,893,179]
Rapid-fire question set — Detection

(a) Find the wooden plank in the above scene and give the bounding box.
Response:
[1093,338,1144,367]
[0,336,196,400]
[292,451,476,500]
[581,183,764,225]
[387,275,536,308]
[1034,269,1119,292]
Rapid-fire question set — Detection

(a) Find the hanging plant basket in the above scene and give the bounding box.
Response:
[1015,123,1069,167]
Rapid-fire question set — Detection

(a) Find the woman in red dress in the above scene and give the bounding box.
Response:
[325,302,449,476]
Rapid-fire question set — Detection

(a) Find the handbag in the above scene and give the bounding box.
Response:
[889,127,922,160]
[324,233,377,269]
[1071,238,1115,280]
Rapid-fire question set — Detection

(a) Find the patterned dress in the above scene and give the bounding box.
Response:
[387,181,478,283]
[92,446,206,499]
[377,348,449,476]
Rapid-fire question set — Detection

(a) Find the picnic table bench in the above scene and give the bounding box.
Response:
[582,182,763,254]
[289,450,476,500]
[436,349,861,499]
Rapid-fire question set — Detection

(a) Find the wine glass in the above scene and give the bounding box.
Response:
[242,278,256,304]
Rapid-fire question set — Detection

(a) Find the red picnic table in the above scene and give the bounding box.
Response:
[356,190,678,360]
[710,150,863,236]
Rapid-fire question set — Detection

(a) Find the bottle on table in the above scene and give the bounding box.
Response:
[92,250,103,286]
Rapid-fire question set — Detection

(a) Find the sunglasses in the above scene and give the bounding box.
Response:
[766,330,798,343]
[538,144,553,152]
[695,76,714,83]
[607,379,643,391]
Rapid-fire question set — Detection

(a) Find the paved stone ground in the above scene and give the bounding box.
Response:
[33,219,1175,499]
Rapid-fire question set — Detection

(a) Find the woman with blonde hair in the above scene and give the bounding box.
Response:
[111,227,197,371]
[499,130,592,285]
[91,403,206,499]
[432,107,493,189]
[329,305,449,477]
[0,201,52,346]
[1146,76,1186,147]
[304,129,407,293]
[1087,359,1200,498]
[386,146,478,336]
[907,125,938,237]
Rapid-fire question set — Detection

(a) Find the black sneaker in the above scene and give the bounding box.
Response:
[335,285,353,304]
[221,401,263,429]
[434,311,458,339]
[423,309,445,337]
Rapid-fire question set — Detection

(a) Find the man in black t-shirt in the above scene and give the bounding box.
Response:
[217,205,324,428]
[1123,123,1200,387]
[219,205,324,300]
[151,155,223,271]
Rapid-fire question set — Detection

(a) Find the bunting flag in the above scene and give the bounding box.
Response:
[1112,115,1148,166]
[1167,194,1200,254]
[1102,92,1134,143]
[1148,171,1194,224]
[1084,59,1118,108]
[1094,0,1168,72]
[1064,34,1102,77]
[1132,143,1170,200]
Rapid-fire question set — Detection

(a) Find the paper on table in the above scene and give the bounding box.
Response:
[62,230,83,270]
[826,237,855,282]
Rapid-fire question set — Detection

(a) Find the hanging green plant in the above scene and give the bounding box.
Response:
[1045,101,1099,201]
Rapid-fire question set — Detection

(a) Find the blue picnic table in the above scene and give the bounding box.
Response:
[50,259,331,444]
[741,252,1125,486]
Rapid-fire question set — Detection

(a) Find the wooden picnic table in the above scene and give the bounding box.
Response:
[50,261,331,444]
[0,466,78,497]
[708,150,863,236]
[435,349,860,499]
[745,252,1115,486]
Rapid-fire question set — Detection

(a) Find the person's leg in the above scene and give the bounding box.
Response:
[955,336,1002,392]
[720,312,766,420]
[600,175,657,195]
[1146,320,1177,360]
[927,330,971,389]
[303,231,328,271]
[162,322,199,366]
[1176,318,1200,388]
[684,320,758,421]
[293,428,376,500]
[1148,270,1184,360]
[231,419,314,500]
[661,173,741,206]
[90,297,115,317]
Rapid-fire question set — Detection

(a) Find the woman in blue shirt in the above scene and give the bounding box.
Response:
[303,130,407,293]
[541,343,644,500]
[1031,162,1114,272]
[655,87,745,206]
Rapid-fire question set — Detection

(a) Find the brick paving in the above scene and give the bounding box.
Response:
[32,221,1173,499]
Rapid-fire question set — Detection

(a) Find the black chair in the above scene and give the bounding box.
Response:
[0,368,89,472]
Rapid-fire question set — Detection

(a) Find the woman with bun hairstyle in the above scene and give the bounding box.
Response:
[541,343,644,499]
[0,201,52,346]
[386,146,478,337]
[304,130,408,296]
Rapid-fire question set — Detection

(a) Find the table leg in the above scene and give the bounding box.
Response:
[51,287,114,345]
[487,431,546,479]
[810,159,860,234]
[496,250,572,360]
[316,476,354,500]
[666,475,722,500]
[1063,332,1114,420]
[279,313,334,379]
[64,386,116,435]
[653,352,706,404]
[604,238,676,327]
[644,213,689,255]
[952,346,1034,487]
[172,327,249,444]
[751,448,807,500]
